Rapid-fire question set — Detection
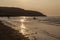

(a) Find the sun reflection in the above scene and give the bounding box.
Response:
[20,23,26,35]
[19,16,28,35]
[20,19,25,22]
[20,16,26,22]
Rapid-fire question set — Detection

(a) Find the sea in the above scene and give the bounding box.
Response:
[0,16,60,40]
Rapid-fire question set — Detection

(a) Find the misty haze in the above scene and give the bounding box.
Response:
[0,0,60,40]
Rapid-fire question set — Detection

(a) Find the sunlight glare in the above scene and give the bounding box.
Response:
[20,23,27,35]
[20,19,25,22]
[20,16,26,22]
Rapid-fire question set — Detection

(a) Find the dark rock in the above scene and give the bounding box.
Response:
[33,17,37,20]
[0,7,46,17]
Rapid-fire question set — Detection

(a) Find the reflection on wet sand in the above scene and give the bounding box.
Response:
[19,17,26,35]
[19,16,29,37]
[20,23,27,35]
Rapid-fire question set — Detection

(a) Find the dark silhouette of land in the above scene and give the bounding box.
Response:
[0,7,46,17]
[0,21,29,40]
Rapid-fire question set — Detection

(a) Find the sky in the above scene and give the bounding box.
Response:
[0,0,60,16]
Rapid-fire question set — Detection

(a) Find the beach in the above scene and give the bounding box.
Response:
[0,16,60,40]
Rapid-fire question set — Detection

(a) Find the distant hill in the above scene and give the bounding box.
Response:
[0,7,46,17]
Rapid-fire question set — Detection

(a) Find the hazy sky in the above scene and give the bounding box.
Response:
[0,0,60,16]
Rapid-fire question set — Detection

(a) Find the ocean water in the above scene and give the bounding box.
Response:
[0,16,60,40]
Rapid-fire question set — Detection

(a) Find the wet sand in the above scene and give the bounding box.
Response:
[24,21,60,40]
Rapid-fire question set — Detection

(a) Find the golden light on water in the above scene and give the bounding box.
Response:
[19,16,28,35]
[20,16,26,22]
[20,16,30,22]
[20,23,26,35]
[20,19,25,22]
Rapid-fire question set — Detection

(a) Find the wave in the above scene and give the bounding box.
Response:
[37,16,60,26]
